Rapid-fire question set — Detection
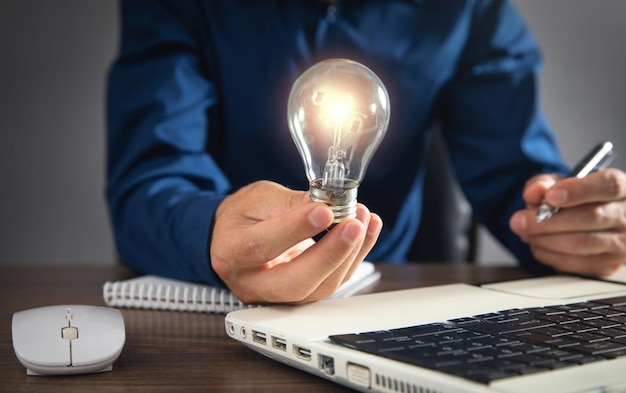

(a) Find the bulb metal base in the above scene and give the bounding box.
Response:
[309,179,358,224]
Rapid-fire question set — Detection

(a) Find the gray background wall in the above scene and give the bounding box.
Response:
[0,1,624,266]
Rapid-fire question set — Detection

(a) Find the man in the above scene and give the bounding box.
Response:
[106,0,626,304]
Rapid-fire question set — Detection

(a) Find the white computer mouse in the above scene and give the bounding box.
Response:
[11,304,126,376]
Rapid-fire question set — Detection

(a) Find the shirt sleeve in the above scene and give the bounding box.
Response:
[439,0,569,272]
[106,0,228,284]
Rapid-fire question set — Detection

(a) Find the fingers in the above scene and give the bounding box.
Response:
[520,226,625,257]
[342,206,383,283]
[510,198,626,255]
[263,204,383,304]
[249,214,369,304]
[510,215,626,277]
[528,243,625,277]
[511,201,626,236]
[544,169,626,208]
[214,180,310,225]
[212,181,333,269]
[510,200,626,277]
[309,205,382,298]
[522,169,626,214]
[233,202,335,268]
[305,204,383,297]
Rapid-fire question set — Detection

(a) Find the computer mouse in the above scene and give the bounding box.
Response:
[11,304,126,375]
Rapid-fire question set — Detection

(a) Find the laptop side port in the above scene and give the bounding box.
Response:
[293,345,312,361]
[252,330,267,345]
[319,354,335,376]
[272,336,287,351]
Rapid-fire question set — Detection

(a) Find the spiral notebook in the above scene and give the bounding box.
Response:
[102,261,380,313]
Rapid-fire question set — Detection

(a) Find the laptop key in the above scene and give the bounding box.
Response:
[593,296,626,307]
[549,303,591,313]
[383,348,461,368]
[597,328,626,339]
[568,341,626,356]
[392,323,461,338]
[441,362,530,383]
[329,333,380,352]
[605,315,626,324]
[448,317,480,325]
[504,353,555,367]
[499,308,530,317]
[568,332,611,343]
[532,326,573,337]
[505,341,551,353]
[473,315,555,335]
[582,319,622,329]
[536,313,580,324]
[512,331,580,348]
[556,322,598,334]
[539,348,584,362]
[492,346,524,358]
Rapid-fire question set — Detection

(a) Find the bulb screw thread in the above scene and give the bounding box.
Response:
[309,180,358,224]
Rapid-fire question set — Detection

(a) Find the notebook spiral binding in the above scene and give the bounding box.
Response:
[102,275,255,313]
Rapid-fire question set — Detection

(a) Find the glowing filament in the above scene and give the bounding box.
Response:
[312,89,361,188]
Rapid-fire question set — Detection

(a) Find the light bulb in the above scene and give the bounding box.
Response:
[287,58,391,223]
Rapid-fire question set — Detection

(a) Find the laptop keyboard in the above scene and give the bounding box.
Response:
[329,295,626,384]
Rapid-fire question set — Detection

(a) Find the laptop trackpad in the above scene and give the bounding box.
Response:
[481,274,626,300]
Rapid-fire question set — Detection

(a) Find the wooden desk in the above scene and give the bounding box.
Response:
[0,264,534,392]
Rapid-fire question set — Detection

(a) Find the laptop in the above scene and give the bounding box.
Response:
[225,268,626,393]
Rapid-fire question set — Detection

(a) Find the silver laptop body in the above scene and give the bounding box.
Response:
[225,275,626,393]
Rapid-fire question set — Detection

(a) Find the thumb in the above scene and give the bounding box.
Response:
[522,174,561,206]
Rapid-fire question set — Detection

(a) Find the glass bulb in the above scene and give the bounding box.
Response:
[287,58,391,223]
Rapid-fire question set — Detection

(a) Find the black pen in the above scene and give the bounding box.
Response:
[535,141,617,223]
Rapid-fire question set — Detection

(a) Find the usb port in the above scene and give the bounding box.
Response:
[272,336,287,351]
[252,330,267,345]
[294,345,312,361]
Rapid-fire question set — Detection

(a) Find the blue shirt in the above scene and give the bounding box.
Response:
[106,0,568,285]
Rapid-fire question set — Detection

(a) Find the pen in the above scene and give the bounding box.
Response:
[535,141,617,223]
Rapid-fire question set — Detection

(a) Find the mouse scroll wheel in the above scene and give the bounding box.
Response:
[62,326,79,340]
[62,309,78,339]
